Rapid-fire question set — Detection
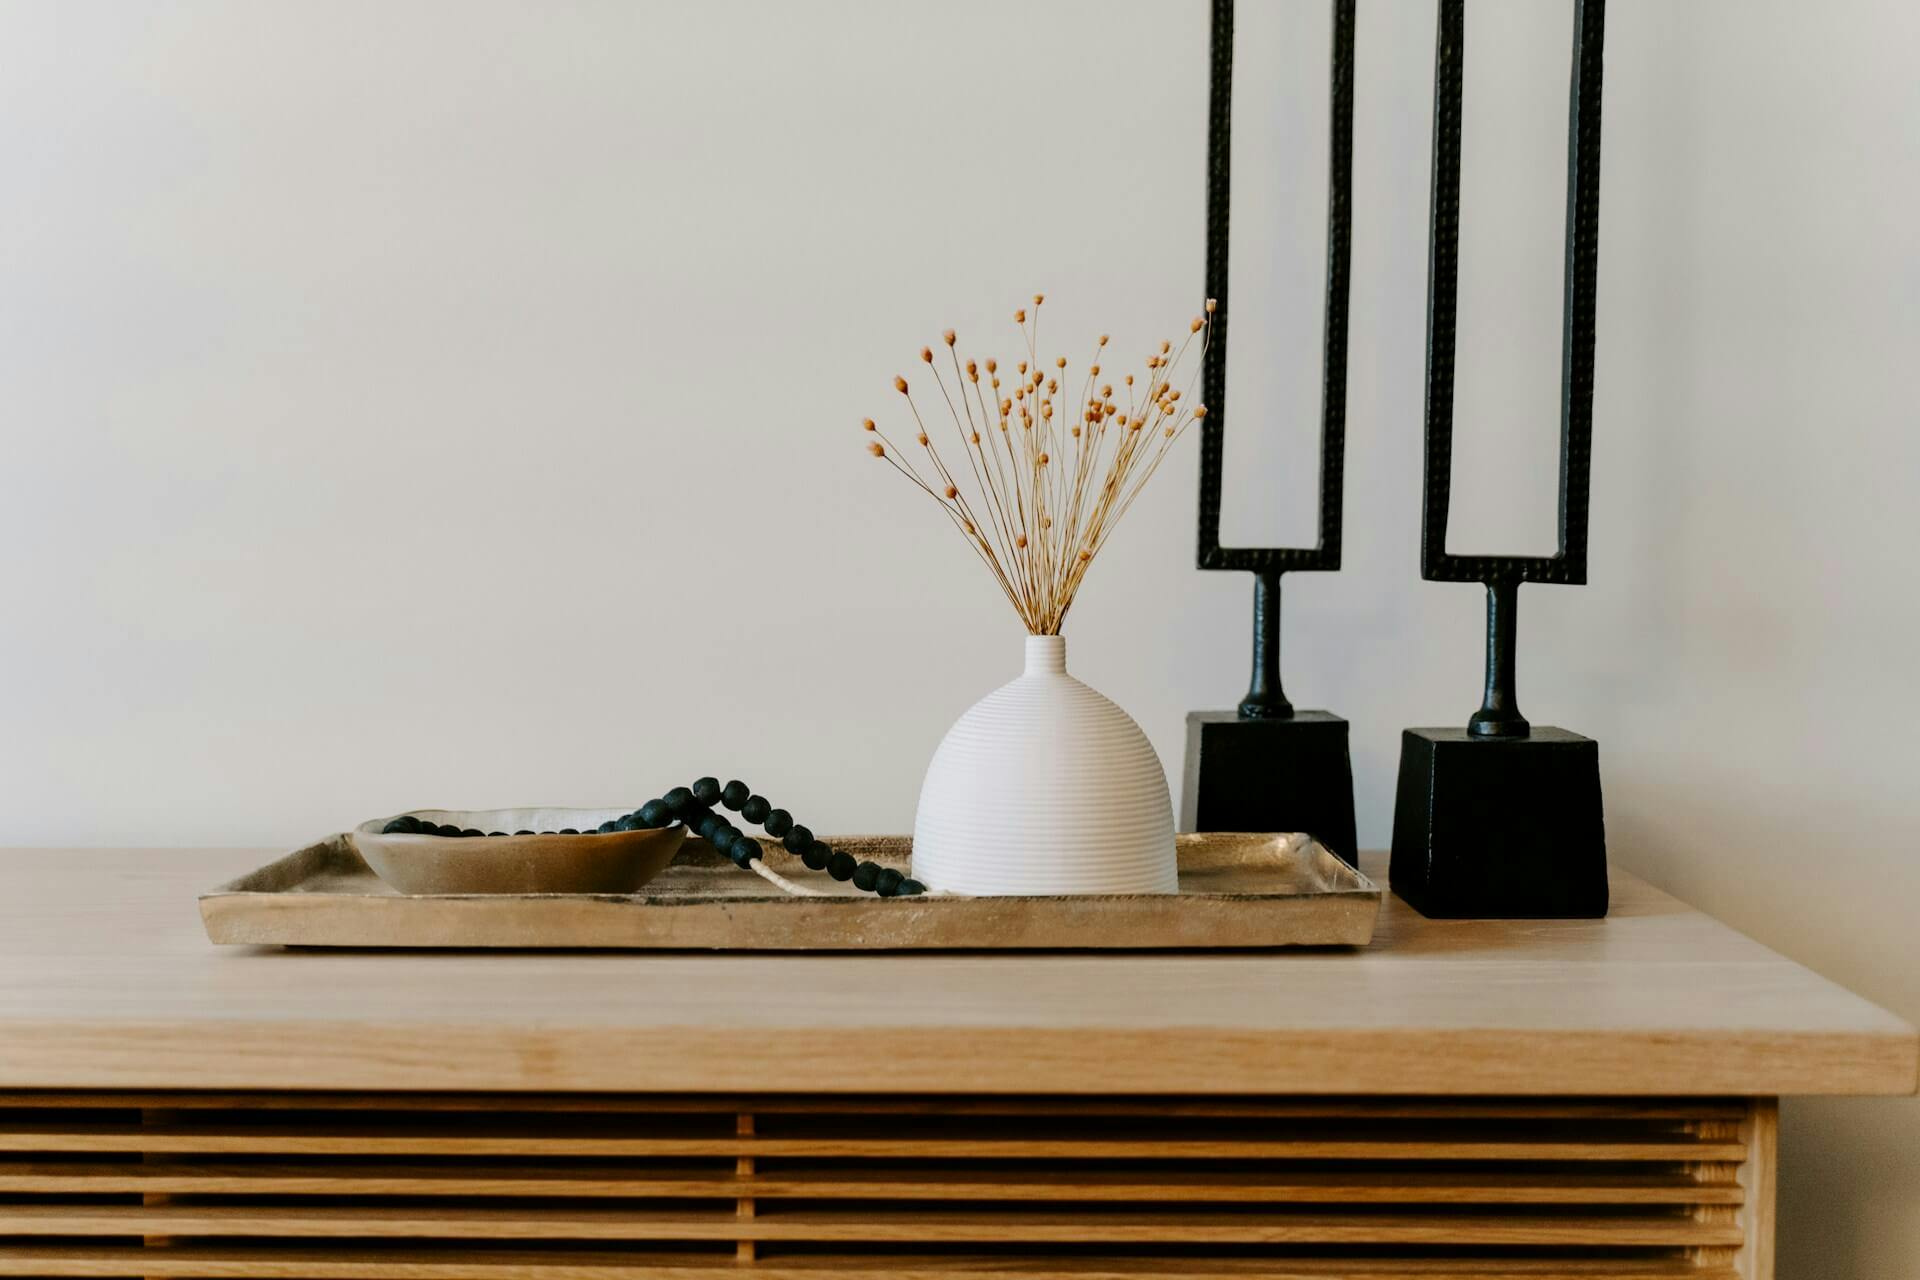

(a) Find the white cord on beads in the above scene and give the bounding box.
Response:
[747,857,832,897]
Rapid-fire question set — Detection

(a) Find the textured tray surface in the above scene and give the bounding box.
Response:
[200,833,1379,951]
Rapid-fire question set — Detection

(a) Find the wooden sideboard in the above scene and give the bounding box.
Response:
[0,848,1912,1279]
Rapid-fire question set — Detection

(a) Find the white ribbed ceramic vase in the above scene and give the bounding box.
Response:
[911,635,1178,895]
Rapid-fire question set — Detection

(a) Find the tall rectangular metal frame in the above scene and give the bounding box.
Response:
[1420,0,1602,592]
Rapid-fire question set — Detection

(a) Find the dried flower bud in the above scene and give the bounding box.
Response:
[1205,298,1217,312]
[969,431,980,444]
[1090,364,1100,376]
[1193,404,1208,418]
[1015,534,1028,549]
[943,329,956,346]
[966,359,978,379]
[1078,548,1092,561]
[1160,339,1171,354]
[1191,316,1205,333]
[1033,293,1045,305]
[1017,361,1027,374]
[1047,378,1057,394]
[986,358,997,374]
[1101,384,1113,397]
[1055,356,1066,369]
[862,417,876,432]
[1125,374,1135,385]
[1042,516,1053,529]
[894,375,908,393]
[1098,333,1109,346]
[944,484,958,499]
[1014,309,1026,323]
[920,346,933,364]
[868,441,884,457]
[1169,390,1181,401]
[1164,425,1175,437]
[1116,413,1128,426]
[1043,403,1053,419]
[963,520,975,534]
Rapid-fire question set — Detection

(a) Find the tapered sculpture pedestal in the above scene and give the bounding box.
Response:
[1182,712,1357,867]
[1389,727,1606,919]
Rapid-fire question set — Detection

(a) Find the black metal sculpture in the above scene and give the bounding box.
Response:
[1180,0,1359,866]
[1389,0,1609,918]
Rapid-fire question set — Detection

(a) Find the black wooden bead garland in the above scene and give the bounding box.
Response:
[381,778,924,897]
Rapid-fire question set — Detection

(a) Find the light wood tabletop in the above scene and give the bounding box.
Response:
[0,848,1912,1098]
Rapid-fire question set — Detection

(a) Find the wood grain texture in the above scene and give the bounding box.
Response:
[0,849,1911,1095]
[1738,1099,1778,1280]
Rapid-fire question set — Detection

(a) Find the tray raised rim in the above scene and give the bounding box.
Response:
[199,832,1381,951]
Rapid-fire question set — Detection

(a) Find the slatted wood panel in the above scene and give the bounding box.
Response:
[0,1093,1774,1279]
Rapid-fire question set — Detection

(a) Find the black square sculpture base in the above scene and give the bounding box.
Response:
[1390,726,1608,919]
[1181,710,1358,867]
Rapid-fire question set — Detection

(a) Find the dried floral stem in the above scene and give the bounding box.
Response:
[862,296,1212,635]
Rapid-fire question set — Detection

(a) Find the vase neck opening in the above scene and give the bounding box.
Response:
[1024,634,1067,676]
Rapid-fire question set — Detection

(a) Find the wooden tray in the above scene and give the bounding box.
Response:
[199,832,1380,950]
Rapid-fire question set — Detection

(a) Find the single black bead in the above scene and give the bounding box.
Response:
[431,823,461,838]
[828,850,857,881]
[460,828,485,839]
[696,812,725,841]
[663,787,695,817]
[740,795,771,824]
[721,780,750,810]
[852,861,881,891]
[637,799,671,828]
[382,815,419,835]
[488,831,507,838]
[897,877,926,896]
[729,832,762,865]
[613,815,637,831]
[515,830,535,836]
[559,827,580,835]
[801,839,831,871]
[691,777,721,805]
[596,820,618,834]
[783,824,814,855]
[763,808,793,838]
[875,867,904,897]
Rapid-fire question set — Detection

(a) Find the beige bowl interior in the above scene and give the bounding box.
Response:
[352,807,686,896]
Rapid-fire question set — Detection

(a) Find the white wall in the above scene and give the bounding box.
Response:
[1,1,1914,1270]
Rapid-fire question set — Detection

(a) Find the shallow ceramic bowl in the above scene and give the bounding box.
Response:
[351,808,685,896]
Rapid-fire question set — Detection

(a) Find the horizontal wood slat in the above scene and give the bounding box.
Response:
[0,1160,1747,1204]
[0,1092,1758,1120]
[0,1092,1765,1277]
[0,1245,1745,1279]
[0,1125,1749,1162]
[0,1203,1753,1247]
